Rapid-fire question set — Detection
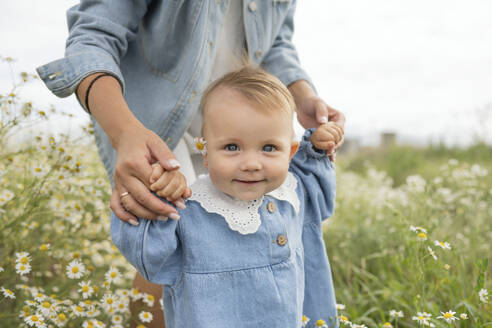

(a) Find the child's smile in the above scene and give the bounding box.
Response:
[202,87,299,201]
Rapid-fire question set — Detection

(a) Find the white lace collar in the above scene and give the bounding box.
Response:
[189,173,300,235]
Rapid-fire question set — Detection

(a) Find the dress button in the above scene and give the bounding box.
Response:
[248,1,257,12]
[254,50,263,58]
[266,202,276,213]
[276,234,287,246]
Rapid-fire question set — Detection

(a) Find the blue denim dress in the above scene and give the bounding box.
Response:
[111,130,338,327]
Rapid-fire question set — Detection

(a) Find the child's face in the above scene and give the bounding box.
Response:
[202,87,299,201]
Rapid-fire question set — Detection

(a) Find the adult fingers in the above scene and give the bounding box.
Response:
[110,189,139,226]
[327,105,346,130]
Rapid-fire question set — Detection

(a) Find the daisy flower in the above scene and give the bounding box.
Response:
[434,240,451,250]
[130,288,142,301]
[111,314,123,324]
[34,293,46,302]
[55,312,68,327]
[301,315,310,327]
[1,287,15,299]
[105,267,121,284]
[315,319,328,328]
[193,137,207,155]
[459,313,468,320]
[38,300,57,317]
[339,315,351,325]
[78,281,94,299]
[336,303,346,310]
[101,293,117,311]
[142,293,155,307]
[479,288,489,303]
[16,252,32,265]
[427,247,437,260]
[412,312,432,326]
[382,323,393,327]
[437,310,458,324]
[417,232,427,241]
[39,244,50,252]
[15,263,32,275]
[71,304,86,317]
[410,226,427,233]
[66,260,85,279]
[24,313,45,327]
[139,311,153,323]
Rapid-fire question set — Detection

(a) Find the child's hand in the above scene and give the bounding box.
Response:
[149,163,192,210]
[310,122,344,160]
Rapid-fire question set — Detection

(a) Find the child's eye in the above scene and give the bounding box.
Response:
[225,144,239,151]
[263,144,276,152]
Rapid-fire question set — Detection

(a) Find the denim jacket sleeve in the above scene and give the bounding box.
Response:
[36,0,151,99]
[261,0,315,91]
[289,128,336,225]
[110,211,183,286]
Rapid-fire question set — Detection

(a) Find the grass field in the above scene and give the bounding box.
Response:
[0,62,490,327]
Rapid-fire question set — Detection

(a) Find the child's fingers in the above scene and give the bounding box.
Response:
[150,171,173,191]
[183,187,192,199]
[169,183,187,201]
[321,124,343,144]
[149,163,163,184]
[157,176,181,199]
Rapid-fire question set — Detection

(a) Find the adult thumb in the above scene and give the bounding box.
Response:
[314,100,329,125]
[148,136,181,171]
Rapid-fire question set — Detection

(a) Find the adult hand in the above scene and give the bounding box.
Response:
[288,80,346,161]
[109,123,183,225]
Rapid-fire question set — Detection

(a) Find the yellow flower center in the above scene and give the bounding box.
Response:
[147,295,154,301]
[82,286,89,292]
[444,313,453,319]
[316,319,326,326]
[340,315,348,321]
[31,315,39,322]
[35,168,42,172]
[196,142,204,150]
[383,323,392,327]
[76,306,83,312]
[417,232,427,239]
[110,272,117,278]
[58,313,67,321]
[40,244,48,251]
[106,298,113,305]
[72,252,80,259]
[418,316,424,320]
[6,289,13,295]
[42,301,50,308]
[20,257,29,264]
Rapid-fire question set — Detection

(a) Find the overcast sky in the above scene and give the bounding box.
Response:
[1,0,492,146]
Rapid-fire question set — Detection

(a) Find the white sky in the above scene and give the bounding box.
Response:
[1,0,492,146]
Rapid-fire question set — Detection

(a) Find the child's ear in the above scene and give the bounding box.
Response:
[289,141,300,161]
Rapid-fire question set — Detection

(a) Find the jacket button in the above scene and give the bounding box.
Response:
[254,49,263,58]
[266,202,276,213]
[276,234,287,246]
[248,1,257,12]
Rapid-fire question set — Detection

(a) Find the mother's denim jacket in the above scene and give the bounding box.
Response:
[36,0,312,182]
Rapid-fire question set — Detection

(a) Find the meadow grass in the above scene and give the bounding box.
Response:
[0,60,490,327]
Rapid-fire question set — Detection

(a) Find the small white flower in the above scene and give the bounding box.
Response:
[111,314,123,324]
[412,312,432,326]
[479,288,489,303]
[105,267,121,284]
[24,313,45,327]
[78,281,94,299]
[139,311,153,323]
[15,263,32,275]
[16,252,32,264]
[434,240,451,250]
[437,310,458,323]
[427,247,437,260]
[193,137,207,155]
[142,293,155,307]
[389,310,404,318]
[0,266,4,273]
[459,313,468,320]
[71,304,86,317]
[336,303,346,310]
[301,315,310,327]
[410,226,427,233]
[1,287,15,299]
[66,260,85,279]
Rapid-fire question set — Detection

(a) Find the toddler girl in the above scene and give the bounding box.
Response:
[111,67,342,328]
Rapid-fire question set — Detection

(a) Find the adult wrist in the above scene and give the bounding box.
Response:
[287,80,316,107]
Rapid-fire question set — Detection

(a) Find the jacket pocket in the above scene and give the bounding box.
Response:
[139,0,204,82]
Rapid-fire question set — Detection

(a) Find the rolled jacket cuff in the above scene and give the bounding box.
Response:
[36,50,125,99]
[299,128,326,159]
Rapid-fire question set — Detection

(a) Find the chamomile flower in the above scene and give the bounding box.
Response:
[15,262,32,275]
[78,281,94,299]
[459,313,468,320]
[142,293,155,307]
[34,293,46,302]
[382,323,393,328]
[336,303,346,311]
[24,313,45,327]
[437,310,458,323]
[412,312,432,326]
[55,312,68,327]
[339,315,351,325]
[71,304,86,317]
[139,311,153,323]
[389,310,403,318]
[417,232,427,241]
[38,300,57,316]
[0,266,4,273]
[410,226,427,233]
[66,260,85,279]
[427,247,437,260]
[101,293,117,311]
[301,315,310,327]
[193,137,207,155]
[16,252,32,265]
[111,314,123,324]
[315,319,328,328]
[479,288,489,303]
[39,244,50,252]
[130,288,142,301]
[434,240,451,250]
[1,286,15,299]
[105,266,121,284]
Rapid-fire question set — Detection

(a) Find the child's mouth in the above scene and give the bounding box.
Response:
[235,179,264,184]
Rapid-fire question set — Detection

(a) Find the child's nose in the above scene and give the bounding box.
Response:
[240,156,262,171]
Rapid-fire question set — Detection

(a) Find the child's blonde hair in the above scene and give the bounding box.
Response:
[200,66,296,118]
